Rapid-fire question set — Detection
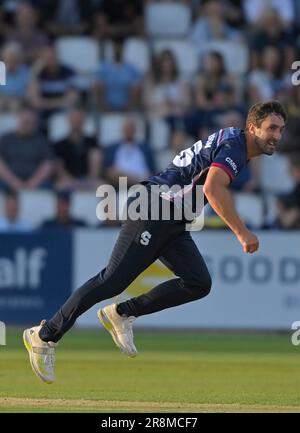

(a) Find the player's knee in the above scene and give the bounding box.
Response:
[186,271,212,299]
[197,272,212,298]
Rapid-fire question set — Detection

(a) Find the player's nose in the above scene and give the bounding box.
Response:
[274,132,282,142]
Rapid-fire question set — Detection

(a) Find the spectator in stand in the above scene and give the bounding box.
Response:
[144,49,191,130]
[103,118,155,188]
[41,190,87,229]
[0,106,53,191]
[5,2,49,64]
[247,45,291,105]
[276,155,300,229]
[28,44,79,128]
[205,82,246,128]
[170,129,192,156]
[94,38,142,112]
[0,42,31,111]
[243,0,294,29]
[54,107,103,191]
[186,51,238,138]
[93,0,143,39]
[248,9,296,71]
[190,0,242,54]
[0,189,33,232]
[195,51,237,111]
[40,0,93,37]
[284,86,300,119]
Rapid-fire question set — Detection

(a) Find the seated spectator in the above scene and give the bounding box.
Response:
[170,130,192,156]
[144,49,191,130]
[41,190,87,229]
[186,52,239,138]
[190,0,241,53]
[276,155,300,229]
[243,0,294,29]
[40,0,93,37]
[28,44,79,128]
[5,2,49,64]
[285,87,300,120]
[0,42,31,111]
[93,0,143,39]
[94,38,142,112]
[221,0,246,30]
[0,189,33,232]
[248,45,291,104]
[0,106,53,191]
[54,107,103,191]
[249,9,295,71]
[205,82,246,126]
[104,118,155,187]
[195,51,237,111]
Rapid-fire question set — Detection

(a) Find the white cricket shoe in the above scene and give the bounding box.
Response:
[98,304,137,358]
[23,320,56,384]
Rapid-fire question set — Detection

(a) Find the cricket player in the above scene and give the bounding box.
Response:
[23,100,286,383]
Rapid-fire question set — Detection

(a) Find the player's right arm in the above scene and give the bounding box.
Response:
[203,166,259,253]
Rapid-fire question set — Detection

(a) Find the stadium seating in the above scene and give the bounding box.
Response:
[154,149,174,172]
[71,191,100,226]
[0,113,18,137]
[19,190,56,227]
[98,113,146,147]
[235,192,264,229]
[145,2,192,38]
[123,38,150,75]
[153,39,198,78]
[264,192,278,227]
[149,118,171,151]
[260,153,295,194]
[55,37,100,89]
[199,41,249,76]
[48,112,97,143]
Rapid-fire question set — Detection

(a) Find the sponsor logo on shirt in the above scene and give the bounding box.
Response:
[140,231,152,246]
[225,157,238,175]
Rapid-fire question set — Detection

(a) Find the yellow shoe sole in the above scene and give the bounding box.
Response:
[97,309,136,358]
[23,329,54,384]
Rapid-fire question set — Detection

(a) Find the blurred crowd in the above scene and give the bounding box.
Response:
[0,0,299,231]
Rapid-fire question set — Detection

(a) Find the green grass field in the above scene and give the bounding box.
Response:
[1,327,300,413]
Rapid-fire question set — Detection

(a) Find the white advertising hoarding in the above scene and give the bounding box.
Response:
[74,229,300,330]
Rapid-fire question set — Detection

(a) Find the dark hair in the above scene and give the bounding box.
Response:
[246,100,287,129]
[56,189,71,202]
[261,45,284,79]
[205,51,226,76]
[152,49,178,83]
[4,188,18,200]
[18,102,35,113]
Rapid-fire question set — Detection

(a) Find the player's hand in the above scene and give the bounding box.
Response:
[236,229,259,254]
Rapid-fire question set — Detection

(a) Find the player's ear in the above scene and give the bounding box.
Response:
[247,122,256,136]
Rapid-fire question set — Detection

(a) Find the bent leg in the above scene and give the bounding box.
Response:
[40,219,168,342]
[117,231,212,317]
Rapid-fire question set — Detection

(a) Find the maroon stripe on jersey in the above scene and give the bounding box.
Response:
[211,162,234,181]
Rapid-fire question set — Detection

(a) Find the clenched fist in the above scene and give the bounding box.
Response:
[236,229,259,254]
